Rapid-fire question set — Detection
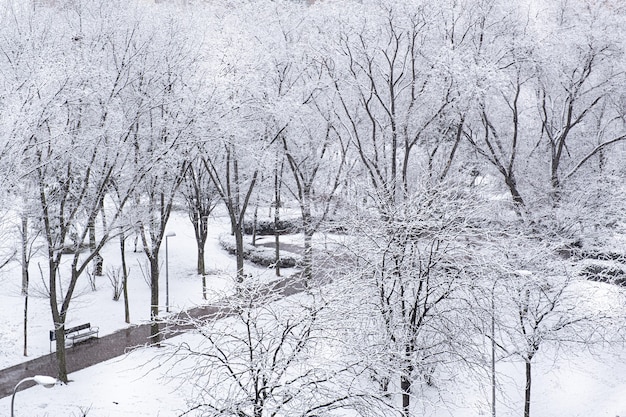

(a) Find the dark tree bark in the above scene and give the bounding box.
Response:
[120,231,130,324]
[21,215,29,356]
[524,359,532,417]
[273,156,283,277]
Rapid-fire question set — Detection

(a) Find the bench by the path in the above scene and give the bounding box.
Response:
[49,323,99,352]
[0,273,309,399]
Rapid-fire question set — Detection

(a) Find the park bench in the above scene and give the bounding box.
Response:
[49,323,99,352]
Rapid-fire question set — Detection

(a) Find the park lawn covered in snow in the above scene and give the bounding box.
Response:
[0,210,216,368]
[1,210,626,416]
[0,209,300,370]
[2,298,626,417]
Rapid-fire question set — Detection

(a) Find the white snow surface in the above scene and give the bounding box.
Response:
[0,210,626,416]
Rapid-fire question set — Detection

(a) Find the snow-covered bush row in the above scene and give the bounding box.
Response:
[218,234,302,268]
[242,218,302,235]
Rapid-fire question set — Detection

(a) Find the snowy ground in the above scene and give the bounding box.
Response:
[0,209,300,370]
[1,209,626,416]
[0,210,227,369]
[2,316,626,417]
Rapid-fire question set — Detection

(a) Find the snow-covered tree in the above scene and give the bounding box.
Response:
[343,181,486,417]
[330,0,459,207]
[260,5,351,282]
[180,156,220,296]
[473,235,607,417]
[162,280,385,417]
[197,2,288,282]
[16,4,144,380]
[127,13,202,342]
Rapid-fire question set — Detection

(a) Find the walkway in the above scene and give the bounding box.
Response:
[0,274,307,399]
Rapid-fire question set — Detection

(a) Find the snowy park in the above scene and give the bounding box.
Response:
[0,209,303,416]
[1,209,626,416]
[0,0,626,416]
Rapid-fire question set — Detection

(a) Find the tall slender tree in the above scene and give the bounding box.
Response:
[129,15,200,342]
[180,157,219,298]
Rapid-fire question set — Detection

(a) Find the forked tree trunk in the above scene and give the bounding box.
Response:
[201,147,259,283]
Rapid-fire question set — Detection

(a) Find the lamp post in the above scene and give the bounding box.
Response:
[11,375,56,417]
[165,231,176,313]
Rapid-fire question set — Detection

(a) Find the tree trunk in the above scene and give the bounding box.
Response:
[303,226,313,283]
[274,159,282,277]
[21,215,29,356]
[491,286,497,417]
[48,257,69,383]
[400,340,415,417]
[301,194,314,283]
[550,170,562,204]
[252,200,259,246]
[23,294,28,357]
[88,217,96,251]
[197,246,205,276]
[198,245,207,300]
[274,228,280,277]
[401,370,412,417]
[202,275,207,300]
[21,215,28,295]
[524,360,532,417]
[120,232,130,324]
[192,210,208,296]
[54,327,69,382]
[150,254,160,343]
[89,217,104,276]
[274,213,281,277]
[194,212,208,277]
[504,173,525,214]
[50,280,69,383]
[234,225,245,283]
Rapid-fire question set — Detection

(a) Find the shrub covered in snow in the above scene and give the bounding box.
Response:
[242,219,302,236]
[243,217,351,235]
[580,262,626,286]
[218,234,302,268]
